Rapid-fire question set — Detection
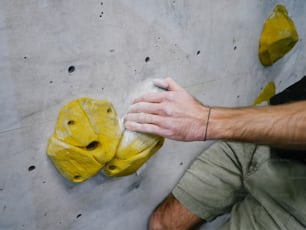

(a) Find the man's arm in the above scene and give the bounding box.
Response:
[124,78,306,149]
[209,103,306,149]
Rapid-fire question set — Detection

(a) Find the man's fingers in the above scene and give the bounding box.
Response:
[164,78,185,91]
[124,121,167,137]
[133,91,169,103]
[124,112,162,125]
[128,102,164,114]
[153,78,169,90]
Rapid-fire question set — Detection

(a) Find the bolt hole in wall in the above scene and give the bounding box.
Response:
[145,56,150,62]
[99,2,104,18]
[28,165,36,171]
[68,65,75,73]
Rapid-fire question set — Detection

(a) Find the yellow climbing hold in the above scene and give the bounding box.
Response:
[104,131,164,177]
[253,82,275,105]
[47,136,104,183]
[47,98,122,182]
[259,4,299,66]
[47,97,164,182]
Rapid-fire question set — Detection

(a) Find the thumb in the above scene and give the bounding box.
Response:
[165,77,185,91]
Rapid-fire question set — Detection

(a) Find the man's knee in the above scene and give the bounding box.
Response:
[149,208,164,230]
[148,195,173,230]
[148,194,204,230]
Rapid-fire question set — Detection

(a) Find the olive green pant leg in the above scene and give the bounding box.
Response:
[231,154,306,230]
[172,141,258,221]
[173,141,306,229]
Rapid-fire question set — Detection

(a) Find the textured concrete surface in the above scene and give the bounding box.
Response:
[0,1,305,229]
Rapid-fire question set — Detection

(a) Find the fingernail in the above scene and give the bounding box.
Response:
[153,79,169,90]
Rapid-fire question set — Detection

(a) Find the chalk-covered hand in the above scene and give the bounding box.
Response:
[124,78,210,141]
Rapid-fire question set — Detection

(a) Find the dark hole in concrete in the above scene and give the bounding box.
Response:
[86,141,99,151]
[101,2,103,5]
[68,65,75,73]
[107,108,112,113]
[28,165,36,172]
[234,46,237,50]
[24,56,27,59]
[196,50,201,55]
[145,56,150,62]
[49,80,53,84]
[76,213,82,219]
[180,162,183,166]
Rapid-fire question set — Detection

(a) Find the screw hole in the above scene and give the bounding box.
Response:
[67,120,75,125]
[68,65,75,73]
[86,141,99,151]
[108,165,116,170]
[74,175,81,180]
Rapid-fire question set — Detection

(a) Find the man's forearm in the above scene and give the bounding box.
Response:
[208,101,306,149]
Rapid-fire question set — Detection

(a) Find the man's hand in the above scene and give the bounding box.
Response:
[124,78,210,141]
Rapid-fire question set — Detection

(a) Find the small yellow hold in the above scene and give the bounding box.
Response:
[259,4,299,66]
[104,131,164,177]
[253,82,275,105]
[47,137,104,183]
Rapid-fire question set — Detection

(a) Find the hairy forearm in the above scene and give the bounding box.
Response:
[208,101,306,149]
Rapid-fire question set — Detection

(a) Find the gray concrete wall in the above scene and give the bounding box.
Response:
[0,1,305,229]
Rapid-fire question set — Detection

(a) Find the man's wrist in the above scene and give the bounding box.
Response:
[206,107,240,141]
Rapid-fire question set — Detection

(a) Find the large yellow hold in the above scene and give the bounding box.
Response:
[259,4,299,66]
[47,97,164,182]
[47,98,122,182]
